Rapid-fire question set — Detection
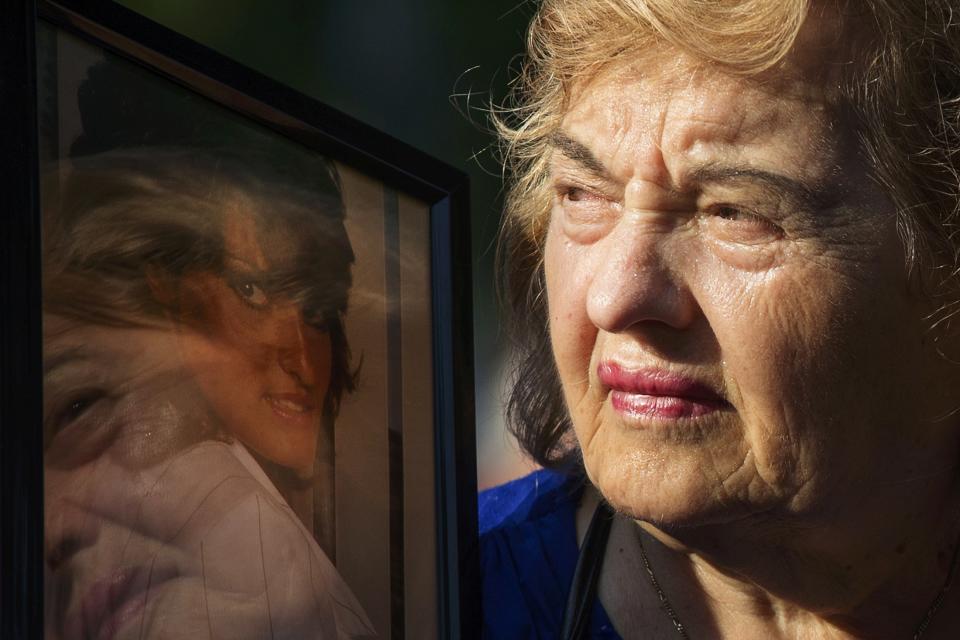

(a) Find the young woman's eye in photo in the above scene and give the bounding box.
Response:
[226,273,269,309]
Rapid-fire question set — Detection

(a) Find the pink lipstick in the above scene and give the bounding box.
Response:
[597,362,728,420]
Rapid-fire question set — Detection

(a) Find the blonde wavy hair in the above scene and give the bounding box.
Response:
[497,0,960,468]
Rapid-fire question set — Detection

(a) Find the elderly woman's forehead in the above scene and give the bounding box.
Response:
[571,42,843,106]
[562,2,850,112]
[561,57,834,154]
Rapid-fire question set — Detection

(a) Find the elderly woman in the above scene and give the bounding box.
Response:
[480,0,960,638]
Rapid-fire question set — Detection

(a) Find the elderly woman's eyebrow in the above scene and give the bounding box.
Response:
[551,134,823,206]
[550,131,611,179]
[688,164,825,208]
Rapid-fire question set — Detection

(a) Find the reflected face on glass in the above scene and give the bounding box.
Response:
[176,202,333,474]
[43,315,352,640]
[43,316,215,639]
[43,316,205,477]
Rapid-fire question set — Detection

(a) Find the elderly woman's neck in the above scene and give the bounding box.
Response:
[580,478,960,638]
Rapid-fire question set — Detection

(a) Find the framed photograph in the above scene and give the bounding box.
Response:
[1,2,478,639]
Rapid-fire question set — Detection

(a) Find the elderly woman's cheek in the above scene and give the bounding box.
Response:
[688,245,847,466]
[712,230,913,485]
[544,229,605,429]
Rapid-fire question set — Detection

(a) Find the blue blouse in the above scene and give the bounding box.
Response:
[479,469,622,640]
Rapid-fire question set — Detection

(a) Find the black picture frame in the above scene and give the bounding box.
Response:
[1,1,479,638]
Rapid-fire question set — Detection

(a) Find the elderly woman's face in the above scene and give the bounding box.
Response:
[545,49,960,526]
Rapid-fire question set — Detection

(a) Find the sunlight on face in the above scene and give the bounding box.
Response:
[544,47,958,528]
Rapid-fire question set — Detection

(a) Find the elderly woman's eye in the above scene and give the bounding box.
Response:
[555,183,620,242]
[561,186,604,203]
[714,204,758,222]
[704,203,783,240]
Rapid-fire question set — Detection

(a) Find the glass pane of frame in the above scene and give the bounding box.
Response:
[39,19,446,640]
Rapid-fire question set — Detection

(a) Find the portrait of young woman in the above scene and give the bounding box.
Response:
[42,96,374,640]
[24,7,466,638]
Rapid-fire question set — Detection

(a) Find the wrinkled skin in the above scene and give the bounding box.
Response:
[547,53,955,529]
[546,46,960,636]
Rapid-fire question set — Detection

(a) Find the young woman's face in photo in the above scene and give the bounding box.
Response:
[176,201,334,475]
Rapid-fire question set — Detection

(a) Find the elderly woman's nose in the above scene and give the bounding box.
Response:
[585,225,697,333]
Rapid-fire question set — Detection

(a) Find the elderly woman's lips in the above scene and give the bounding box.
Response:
[597,362,728,419]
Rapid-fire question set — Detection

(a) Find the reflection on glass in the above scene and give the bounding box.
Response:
[41,49,376,639]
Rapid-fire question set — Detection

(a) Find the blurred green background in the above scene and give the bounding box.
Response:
[115,0,537,487]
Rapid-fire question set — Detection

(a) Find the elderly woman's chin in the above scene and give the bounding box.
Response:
[570,359,955,533]
[575,408,765,528]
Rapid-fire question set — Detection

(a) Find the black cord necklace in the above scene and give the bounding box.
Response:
[562,501,960,639]
[561,499,614,640]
